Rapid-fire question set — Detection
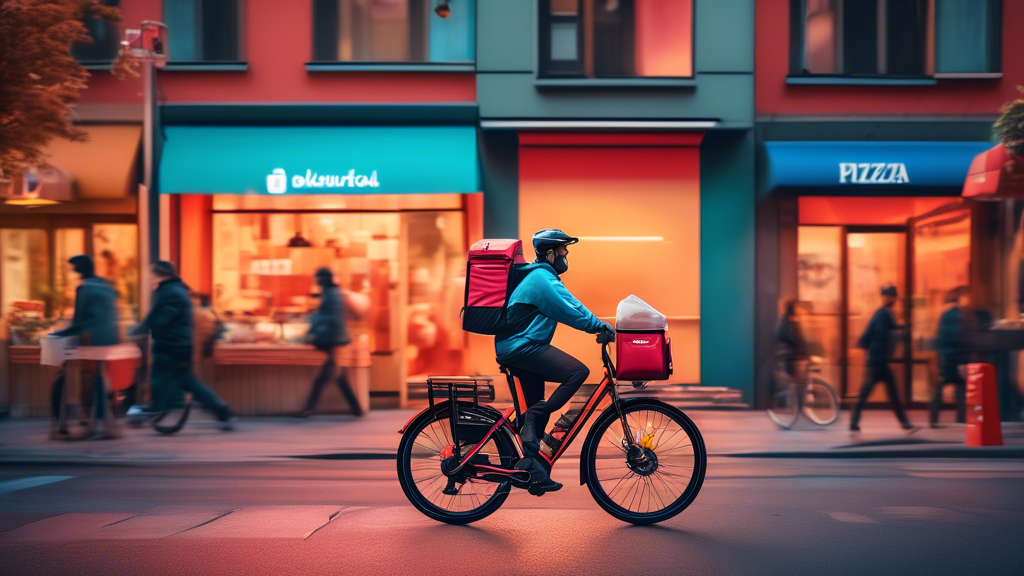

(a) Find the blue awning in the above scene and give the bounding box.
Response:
[765,141,994,191]
[159,126,479,195]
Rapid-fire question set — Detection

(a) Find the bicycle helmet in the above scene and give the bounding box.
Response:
[532,229,579,256]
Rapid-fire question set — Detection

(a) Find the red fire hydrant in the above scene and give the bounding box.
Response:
[966,363,1003,446]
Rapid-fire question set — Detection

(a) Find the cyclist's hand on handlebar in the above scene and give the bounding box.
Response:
[596,323,616,344]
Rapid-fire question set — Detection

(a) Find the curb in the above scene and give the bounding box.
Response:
[720,446,1024,459]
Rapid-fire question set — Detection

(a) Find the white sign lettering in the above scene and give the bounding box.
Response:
[266,168,380,194]
[839,163,909,185]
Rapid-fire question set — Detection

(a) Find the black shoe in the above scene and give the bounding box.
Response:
[849,424,860,432]
[527,478,563,496]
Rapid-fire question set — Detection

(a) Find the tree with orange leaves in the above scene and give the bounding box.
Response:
[0,0,121,184]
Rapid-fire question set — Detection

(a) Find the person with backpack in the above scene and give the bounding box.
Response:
[496,229,614,495]
[849,283,915,432]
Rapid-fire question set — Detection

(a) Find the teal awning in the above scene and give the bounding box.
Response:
[159,126,479,195]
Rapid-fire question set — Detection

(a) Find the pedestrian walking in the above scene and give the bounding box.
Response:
[930,287,969,427]
[49,255,121,439]
[849,283,915,432]
[132,261,236,430]
[295,268,363,418]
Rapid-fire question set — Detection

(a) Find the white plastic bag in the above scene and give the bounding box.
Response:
[615,295,667,331]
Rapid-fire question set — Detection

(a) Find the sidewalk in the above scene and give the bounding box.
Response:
[1,409,1022,465]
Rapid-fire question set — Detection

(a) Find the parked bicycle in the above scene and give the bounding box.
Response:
[397,333,707,525]
[766,355,840,429]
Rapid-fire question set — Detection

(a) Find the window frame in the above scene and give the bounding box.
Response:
[307,0,477,71]
[537,0,696,81]
[71,0,122,69]
[160,0,247,69]
[788,0,1003,82]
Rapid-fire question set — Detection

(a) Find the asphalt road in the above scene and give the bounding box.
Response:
[1,457,1023,576]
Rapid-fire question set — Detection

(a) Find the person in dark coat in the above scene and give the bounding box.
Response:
[849,283,915,432]
[49,255,121,436]
[930,287,969,427]
[776,299,808,382]
[132,261,235,430]
[295,268,363,417]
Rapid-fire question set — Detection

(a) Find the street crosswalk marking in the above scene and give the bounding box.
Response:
[0,476,74,496]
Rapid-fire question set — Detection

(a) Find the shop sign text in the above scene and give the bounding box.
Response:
[839,163,909,185]
[266,168,380,194]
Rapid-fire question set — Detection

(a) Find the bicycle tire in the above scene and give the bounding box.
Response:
[397,406,515,525]
[152,401,191,435]
[802,379,840,426]
[767,380,800,429]
[584,400,706,525]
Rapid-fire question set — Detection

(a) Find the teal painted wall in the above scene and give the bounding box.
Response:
[701,130,756,400]
[696,0,754,73]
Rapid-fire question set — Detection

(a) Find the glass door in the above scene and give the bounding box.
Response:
[845,230,907,401]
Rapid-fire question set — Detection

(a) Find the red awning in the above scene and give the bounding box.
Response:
[962,143,1024,199]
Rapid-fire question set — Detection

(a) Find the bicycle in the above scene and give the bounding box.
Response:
[397,332,707,525]
[766,355,840,429]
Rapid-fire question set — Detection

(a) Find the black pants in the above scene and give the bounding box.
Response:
[503,345,590,430]
[50,371,105,421]
[850,364,910,427]
[930,371,967,425]
[303,348,363,416]
[152,348,229,419]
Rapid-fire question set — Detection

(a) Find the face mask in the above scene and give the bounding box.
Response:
[552,254,569,274]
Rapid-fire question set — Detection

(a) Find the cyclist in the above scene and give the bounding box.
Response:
[497,229,615,495]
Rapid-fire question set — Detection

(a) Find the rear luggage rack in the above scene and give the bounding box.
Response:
[425,376,495,418]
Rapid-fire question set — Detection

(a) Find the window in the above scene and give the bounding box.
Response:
[312,0,475,64]
[795,0,1001,77]
[539,0,693,79]
[71,0,121,66]
[163,0,244,63]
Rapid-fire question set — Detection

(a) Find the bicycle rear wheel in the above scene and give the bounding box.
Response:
[397,407,515,525]
[802,379,839,426]
[585,400,706,525]
[152,401,191,435]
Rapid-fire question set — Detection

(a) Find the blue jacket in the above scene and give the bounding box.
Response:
[495,263,606,361]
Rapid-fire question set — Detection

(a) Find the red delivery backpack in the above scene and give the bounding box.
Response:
[462,239,527,335]
[616,330,673,381]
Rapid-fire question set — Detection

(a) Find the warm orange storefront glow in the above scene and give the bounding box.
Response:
[519,140,701,384]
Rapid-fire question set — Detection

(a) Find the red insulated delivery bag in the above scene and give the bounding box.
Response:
[462,239,527,335]
[616,330,673,381]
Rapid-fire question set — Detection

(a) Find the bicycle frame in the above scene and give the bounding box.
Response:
[441,341,637,478]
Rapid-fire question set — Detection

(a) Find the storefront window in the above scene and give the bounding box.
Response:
[93,224,139,321]
[1,230,50,344]
[539,0,694,78]
[211,207,466,375]
[53,228,86,321]
[312,0,476,63]
[797,226,843,389]
[910,207,970,402]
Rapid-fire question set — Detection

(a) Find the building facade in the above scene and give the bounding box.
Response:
[754,0,1024,413]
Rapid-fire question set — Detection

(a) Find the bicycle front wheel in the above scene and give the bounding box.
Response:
[585,400,706,525]
[767,379,800,429]
[803,379,840,426]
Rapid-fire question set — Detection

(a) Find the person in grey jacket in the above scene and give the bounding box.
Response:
[50,255,121,435]
[849,284,914,432]
[132,261,235,430]
[295,268,362,417]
